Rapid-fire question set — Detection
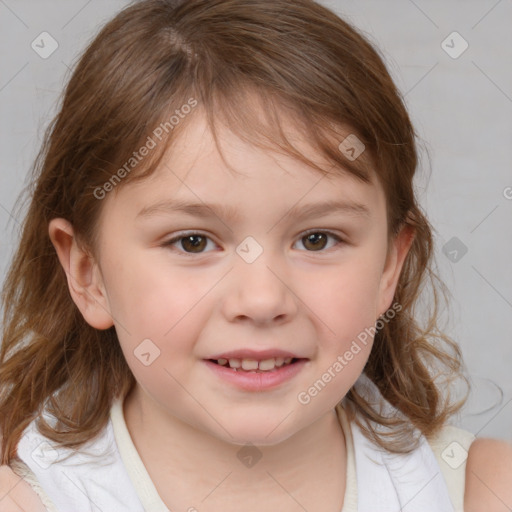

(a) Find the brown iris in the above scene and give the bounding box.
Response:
[302,233,328,251]
[181,235,207,253]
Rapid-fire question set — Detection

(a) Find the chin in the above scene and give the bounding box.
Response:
[210,418,297,447]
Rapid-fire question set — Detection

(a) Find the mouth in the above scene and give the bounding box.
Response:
[203,356,309,391]
[207,357,304,373]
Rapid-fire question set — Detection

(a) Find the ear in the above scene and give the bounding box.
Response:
[377,223,415,316]
[48,218,114,330]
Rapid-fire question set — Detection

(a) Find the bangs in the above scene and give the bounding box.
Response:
[117,80,375,194]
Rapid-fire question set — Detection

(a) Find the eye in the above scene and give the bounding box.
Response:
[294,230,344,252]
[163,230,345,255]
[163,232,217,254]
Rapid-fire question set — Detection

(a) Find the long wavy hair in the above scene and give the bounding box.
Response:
[0,0,467,464]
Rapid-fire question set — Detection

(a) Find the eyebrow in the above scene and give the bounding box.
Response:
[136,198,371,224]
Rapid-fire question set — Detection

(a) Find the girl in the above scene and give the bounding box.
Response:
[1,0,511,511]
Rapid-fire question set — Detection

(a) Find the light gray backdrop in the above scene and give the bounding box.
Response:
[1,0,511,441]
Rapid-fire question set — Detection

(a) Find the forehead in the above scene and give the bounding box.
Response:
[102,110,385,225]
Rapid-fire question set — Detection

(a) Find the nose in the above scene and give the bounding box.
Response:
[221,252,298,326]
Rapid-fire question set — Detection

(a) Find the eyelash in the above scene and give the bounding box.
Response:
[162,229,345,256]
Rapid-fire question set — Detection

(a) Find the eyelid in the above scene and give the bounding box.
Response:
[163,230,219,256]
[299,228,345,240]
[294,229,345,251]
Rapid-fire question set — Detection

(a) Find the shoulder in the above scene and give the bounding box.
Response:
[464,437,512,511]
[0,464,48,512]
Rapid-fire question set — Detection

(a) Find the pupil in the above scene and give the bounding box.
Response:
[305,233,326,251]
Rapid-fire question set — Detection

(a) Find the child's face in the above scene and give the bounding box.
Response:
[89,111,410,445]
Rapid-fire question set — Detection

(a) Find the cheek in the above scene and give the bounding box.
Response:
[302,263,382,401]
[303,257,383,343]
[108,256,213,394]
[103,251,208,336]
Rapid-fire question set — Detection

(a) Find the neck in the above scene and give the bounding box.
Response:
[123,385,347,512]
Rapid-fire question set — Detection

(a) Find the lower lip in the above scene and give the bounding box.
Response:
[203,359,308,391]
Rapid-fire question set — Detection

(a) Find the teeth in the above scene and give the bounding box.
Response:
[241,359,259,370]
[216,357,295,371]
[258,358,277,371]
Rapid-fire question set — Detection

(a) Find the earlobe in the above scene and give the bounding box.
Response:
[48,218,114,330]
[377,224,415,315]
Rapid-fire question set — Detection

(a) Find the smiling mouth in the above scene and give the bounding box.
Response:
[208,357,303,372]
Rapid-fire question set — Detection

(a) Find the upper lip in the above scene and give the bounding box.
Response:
[207,349,307,361]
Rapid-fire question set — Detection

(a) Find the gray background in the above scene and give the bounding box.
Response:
[1,0,511,441]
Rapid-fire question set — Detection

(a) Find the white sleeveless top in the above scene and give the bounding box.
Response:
[12,377,475,512]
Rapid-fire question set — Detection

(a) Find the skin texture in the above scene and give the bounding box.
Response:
[464,438,512,512]
[2,111,509,511]
[0,465,47,512]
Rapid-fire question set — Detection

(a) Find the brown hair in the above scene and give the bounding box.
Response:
[0,0,467,464]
